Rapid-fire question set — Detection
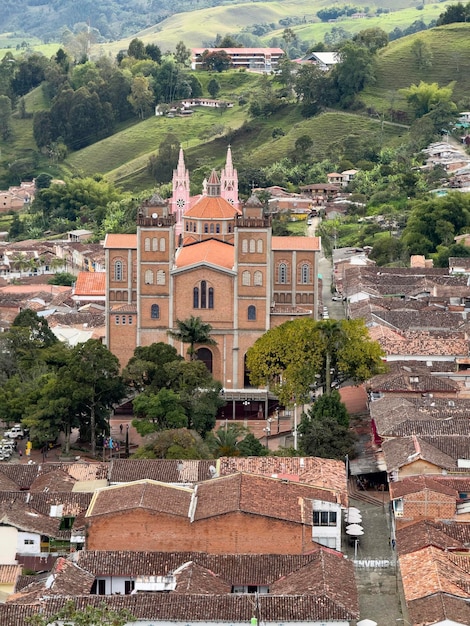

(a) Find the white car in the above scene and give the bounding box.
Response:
[4,425,25,439]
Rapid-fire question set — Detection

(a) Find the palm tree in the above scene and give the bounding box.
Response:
[208,424,246,457]
[168,316,216,360]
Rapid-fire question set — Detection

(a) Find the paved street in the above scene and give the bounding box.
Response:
[344,498,406,625]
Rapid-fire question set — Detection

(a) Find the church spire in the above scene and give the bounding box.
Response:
[220,145,239,208]
[171,146,190,238]
[207,169,221,196]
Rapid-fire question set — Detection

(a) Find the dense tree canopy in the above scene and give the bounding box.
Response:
[126,341,225,439]
[246,318,385,406]
[402,193,470,255]
[298,393,357,459]
[400,81,455,118]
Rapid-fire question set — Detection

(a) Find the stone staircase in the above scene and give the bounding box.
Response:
[348,477,390,507]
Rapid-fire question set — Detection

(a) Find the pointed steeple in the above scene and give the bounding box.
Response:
[220,145,239,208]
[226,144,233,170]
[207,169,221,197]
[171,146,190,238]
[176,146,186,177]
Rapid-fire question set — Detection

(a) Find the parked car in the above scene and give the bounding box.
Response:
[4,425,25,439]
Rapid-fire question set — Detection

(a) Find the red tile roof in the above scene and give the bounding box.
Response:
[0,593,359,622]
[175,240,234,270]
[185,196,241,219]
[86,480,193,518]
[218,457,347,506]
[272,236,320,251]
[390,476,458,499]
[73,272,105,296]
[103,234,137,249]
[401,545,470,601]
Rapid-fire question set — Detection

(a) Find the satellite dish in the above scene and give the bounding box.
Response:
[209,465,216,477]
[152,212,158,219]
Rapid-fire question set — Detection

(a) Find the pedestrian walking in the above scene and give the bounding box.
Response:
[120,424,123,434]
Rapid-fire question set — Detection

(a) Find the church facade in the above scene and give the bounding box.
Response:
[104,148,320,406]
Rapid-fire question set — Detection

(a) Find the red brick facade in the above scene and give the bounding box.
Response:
[86,508,314,554]
[104,152,321,395]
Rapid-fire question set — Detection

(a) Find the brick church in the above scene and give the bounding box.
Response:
[104,147,320,415]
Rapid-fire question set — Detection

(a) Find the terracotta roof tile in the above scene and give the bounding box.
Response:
[175,240,234,270]
[400,545,470,601]
[0,564,21,585]
[7,558,94,604]
[104,234,137,249]
[370,326,469,357]
[0,501,61,537]
[397,520,469,555]
[408,593,470,626]
[218,457,347,506]
[390,476,458,499]
[73,272,105,296]
[185,196,241,219]
[270,551,357,613]
[272,236,320,251]
[0,593,359,622]
[173,562,232,594]
[368,363,460,393]
[86,480,193,518]
[29,469,76,493]
[381,436,457,472]
[109,459,215,484]
[193,473,338,523]
[76,551,325,582]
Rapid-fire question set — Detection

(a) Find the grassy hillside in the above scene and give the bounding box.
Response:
[364,23,470,113]
[91,0,455,55]
[0,0,457,58]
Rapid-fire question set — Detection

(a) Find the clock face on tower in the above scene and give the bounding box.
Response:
[176,198,185,209]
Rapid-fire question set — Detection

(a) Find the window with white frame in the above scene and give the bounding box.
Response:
[144,269,153,284]
[313,511,337,526]
[157,270,166,285]
[257,239,263,253]
[144,238,150,251]
[242,271,251,286]
[300,263,311,284]
[160,237,166,252]
[114,260,124,281]
[254,271,263,286]
[278,262,288,284]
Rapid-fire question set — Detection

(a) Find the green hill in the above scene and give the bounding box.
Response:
[93,0,456,55]
[364,23,470,112]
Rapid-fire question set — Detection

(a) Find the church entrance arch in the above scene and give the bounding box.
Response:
[196,348,213,373]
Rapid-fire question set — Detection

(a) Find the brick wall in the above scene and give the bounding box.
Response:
[86,509,312,554]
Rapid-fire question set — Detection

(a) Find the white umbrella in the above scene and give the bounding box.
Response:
[346,523,364,534]
[345,512,362,522]
[347,506,361,514]
[357,620,377,626]
[346,527,364,536]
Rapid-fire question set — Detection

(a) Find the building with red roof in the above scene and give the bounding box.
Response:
[104,148,321,411]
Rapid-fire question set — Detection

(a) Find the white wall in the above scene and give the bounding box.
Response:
[312,501,342,552]
[17,531,41,556]
[91,576,132,595]
[0,527,18,564]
